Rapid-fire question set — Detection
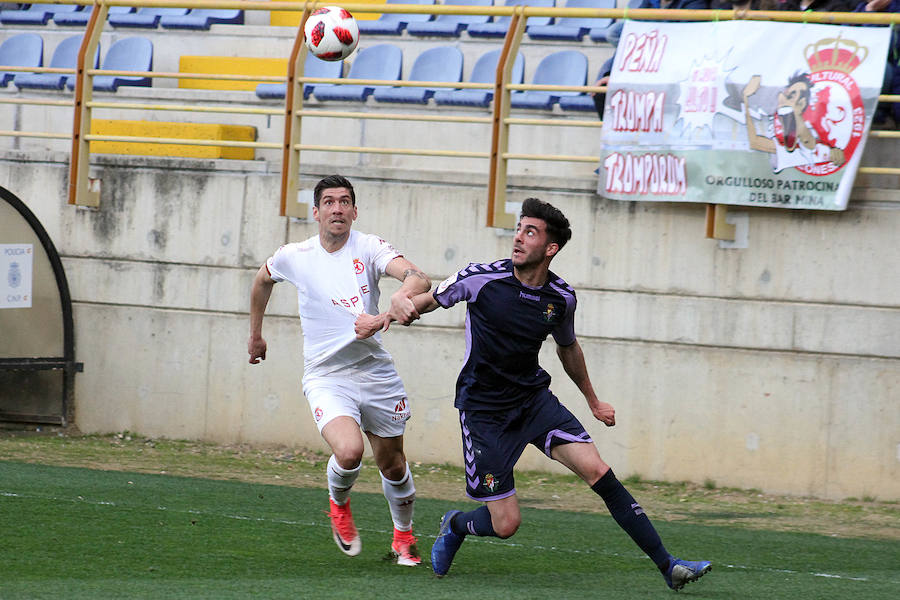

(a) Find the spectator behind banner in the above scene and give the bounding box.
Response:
[593,0,710,118]
[775,0,854,10]
[854,0,900,128]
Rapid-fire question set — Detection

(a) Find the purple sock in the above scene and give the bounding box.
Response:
[450,505,497,537]
[592,469,671,571]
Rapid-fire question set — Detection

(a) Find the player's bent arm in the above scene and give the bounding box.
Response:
[354,291,439,340]
[248,264,276,364]
[556,341,615,427]
[385,257,431,325]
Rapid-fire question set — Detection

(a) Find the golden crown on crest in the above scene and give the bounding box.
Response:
[804,35,868,75]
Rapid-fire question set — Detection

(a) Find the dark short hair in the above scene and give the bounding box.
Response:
[520,197,572,250]
[786,71,812,109]
[314,175,356,208]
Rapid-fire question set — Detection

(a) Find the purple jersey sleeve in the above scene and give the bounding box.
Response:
[434,262,510,309]
[549,279,577,346]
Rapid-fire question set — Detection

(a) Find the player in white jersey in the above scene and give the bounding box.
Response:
[247,175,431,566]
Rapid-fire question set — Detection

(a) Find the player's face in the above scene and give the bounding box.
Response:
[314,187,357,237]
[512,216,556,267]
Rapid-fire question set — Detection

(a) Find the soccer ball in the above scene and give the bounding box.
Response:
[304,6,359,62]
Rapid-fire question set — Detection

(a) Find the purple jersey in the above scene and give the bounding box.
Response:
[434,259,577,410]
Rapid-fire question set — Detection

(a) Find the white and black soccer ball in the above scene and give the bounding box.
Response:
[304,6,359,62]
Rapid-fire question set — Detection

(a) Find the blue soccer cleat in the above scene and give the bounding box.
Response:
[431,509,464,577]
[664,557,711,591]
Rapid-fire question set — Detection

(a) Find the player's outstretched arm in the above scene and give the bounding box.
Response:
[557,341,615,426]
[385,257,431,326]
[248,264,275,364]
[354,290,440,340]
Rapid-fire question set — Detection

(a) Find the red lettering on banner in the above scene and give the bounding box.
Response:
[609,90,666,132]
[617,30,668,74]
[602,152,687,196]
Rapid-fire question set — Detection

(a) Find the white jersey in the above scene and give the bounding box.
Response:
[266,230,401,375]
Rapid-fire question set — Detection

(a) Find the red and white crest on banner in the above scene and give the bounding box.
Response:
[775,36,868,177]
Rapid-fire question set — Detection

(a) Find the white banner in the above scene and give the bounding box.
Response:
[1,244,33,309]
[598,21,892,211]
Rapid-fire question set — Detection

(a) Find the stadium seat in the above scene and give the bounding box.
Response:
[357,0,435,35]
[14,35,98,91]
[373,46,463,104]
[510,50,587,110]
[160,9,244,30]
[0,33,43,88]
[109,7,189,28]
[53,6,135,27]
[0,3,80,26]
[588,0,639,42]
[67,37,153,92]
[313,44,402,102]
[558,64,610,112]
[466,0,554,38]
[405,0,493,37]
[526,0,614,41]
[255,54,344,100]
[433,49,524,108]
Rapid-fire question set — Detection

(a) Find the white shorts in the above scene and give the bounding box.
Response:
[302,356,410,438]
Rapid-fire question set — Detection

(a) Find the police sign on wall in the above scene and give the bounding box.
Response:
[1,243,33,309]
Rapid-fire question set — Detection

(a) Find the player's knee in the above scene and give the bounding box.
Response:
[331,445,364,469]
[492,513,521,539]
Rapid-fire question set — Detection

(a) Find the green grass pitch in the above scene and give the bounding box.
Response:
[1,461,898,599]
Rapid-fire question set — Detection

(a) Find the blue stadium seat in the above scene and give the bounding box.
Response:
[357,0,435,35]
[405,0,493,37]
[53,6,135,27]
[160,9,244,30]
[589,0,639,42]
[255,54,344,100]
[467,0,554,38]
[109,7,188,29]
[314,44,402,102]
[0,33,43,88]
[526,0,614,41]
[434,49,524,108]
[0,3,80,26]
[558,65,610,112]
[14,35,98,91]
[510,50,587,110]
[66,37,153,92]
[373,46,463,104]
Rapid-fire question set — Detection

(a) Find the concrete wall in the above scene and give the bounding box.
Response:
[1,16,898,501]
[0,147,897,502]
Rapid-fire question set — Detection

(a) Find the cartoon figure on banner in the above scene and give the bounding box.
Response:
[742,35,869,175]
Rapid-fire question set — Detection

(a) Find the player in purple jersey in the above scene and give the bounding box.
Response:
[356,197,711,591]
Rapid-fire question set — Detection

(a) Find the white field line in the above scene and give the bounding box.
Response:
[1,490,890,584]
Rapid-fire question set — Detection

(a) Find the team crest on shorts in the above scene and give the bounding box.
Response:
[392,397,410,422]
[314,407,323,422]
[483,473,498,492]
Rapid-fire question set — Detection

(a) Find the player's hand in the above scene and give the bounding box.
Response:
[389,291,420,326]
[743,75,761,99]
[248,335,267,364]
[591,401,616,427]
[355,312,390,339]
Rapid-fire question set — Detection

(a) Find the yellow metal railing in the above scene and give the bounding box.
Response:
[0,2,897,222]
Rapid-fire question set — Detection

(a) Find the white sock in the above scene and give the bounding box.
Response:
[327,454,360,506]
[381,462,416,532]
